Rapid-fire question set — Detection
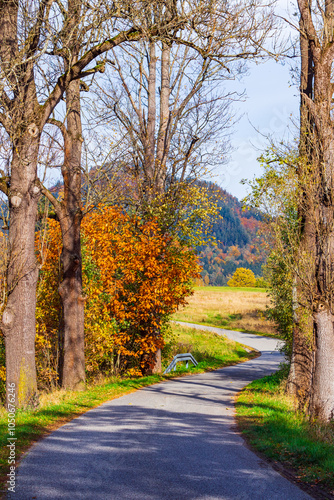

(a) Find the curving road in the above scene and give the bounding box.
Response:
[14,323,312,499]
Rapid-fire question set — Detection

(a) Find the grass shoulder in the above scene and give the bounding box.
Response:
[166,323,259,371]
[236,368,334,497]
[0,323,257,496]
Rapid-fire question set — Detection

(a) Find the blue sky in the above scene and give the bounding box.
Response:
[215,1,299,200]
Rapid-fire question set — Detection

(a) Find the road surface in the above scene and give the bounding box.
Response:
[13,323,312,499]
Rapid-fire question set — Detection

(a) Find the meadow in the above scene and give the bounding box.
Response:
[173,286,277,336]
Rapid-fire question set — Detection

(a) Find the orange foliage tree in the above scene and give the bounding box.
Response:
[35,206,200,387]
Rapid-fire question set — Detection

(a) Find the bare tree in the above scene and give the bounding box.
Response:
[93,40,232,210]
[0,0,187,406]
[92,0,280,223]
[95,40,233,373]
[287,0,334,421]
[88,1,279,372]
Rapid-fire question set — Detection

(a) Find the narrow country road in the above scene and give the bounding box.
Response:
[14,324,312,500]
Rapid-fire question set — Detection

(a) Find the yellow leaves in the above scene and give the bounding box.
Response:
[126,367,142,377]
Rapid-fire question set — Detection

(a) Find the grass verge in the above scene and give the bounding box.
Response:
[0,324,257,496]
[236,368,334,497]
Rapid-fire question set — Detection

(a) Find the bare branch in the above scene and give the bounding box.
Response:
[47,118,69,143]
[0,172,10,196]
[41,28,143,126]
[38,180,63,217]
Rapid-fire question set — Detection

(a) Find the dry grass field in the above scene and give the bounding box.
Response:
[173,286,277,336]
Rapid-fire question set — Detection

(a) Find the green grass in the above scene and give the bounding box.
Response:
[236,368,334,493]
[206,312,242,327]
[194,286,267,293]
[0,324,257,496]
[166,323,258,372]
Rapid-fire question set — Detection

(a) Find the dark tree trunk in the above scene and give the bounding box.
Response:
[2,137,40,407]
[287,17,315,407]
[287,314,314,405]
[58,213,85,390]
[58,80,85,390]
[287,13,316,408]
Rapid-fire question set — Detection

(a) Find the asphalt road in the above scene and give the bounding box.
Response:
[13,323,312,500]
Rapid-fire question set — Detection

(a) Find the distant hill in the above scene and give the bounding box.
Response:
[197,182,267,286]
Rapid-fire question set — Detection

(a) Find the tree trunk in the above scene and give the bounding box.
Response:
[287,21,315,407]
[310,309,334,420]
[144,42,157,195]
[287,224,315,405]
[287,310,314,406]
[2,137,40,407]
[155,42,171,193]
[58,80,85,390]
[58,213,85,390]
[307,52,334,419]
[152,348,162,374]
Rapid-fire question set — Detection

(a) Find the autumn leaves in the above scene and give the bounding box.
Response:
[35,206,200,388]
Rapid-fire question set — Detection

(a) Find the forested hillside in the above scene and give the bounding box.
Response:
[198,183,266,286]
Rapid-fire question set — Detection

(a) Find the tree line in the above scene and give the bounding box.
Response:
[197,182,265,286]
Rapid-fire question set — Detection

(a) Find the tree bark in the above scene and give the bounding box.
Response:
[58,79,85,390]
[296,0,334,420]
[310,308,334,420]
[287,312,314,405]
[287,13,315,408]
[3,137,40,407]
[155,42,171,193]
[152,348,161,374]
[144,41,157,195]
[308,61,334,420]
